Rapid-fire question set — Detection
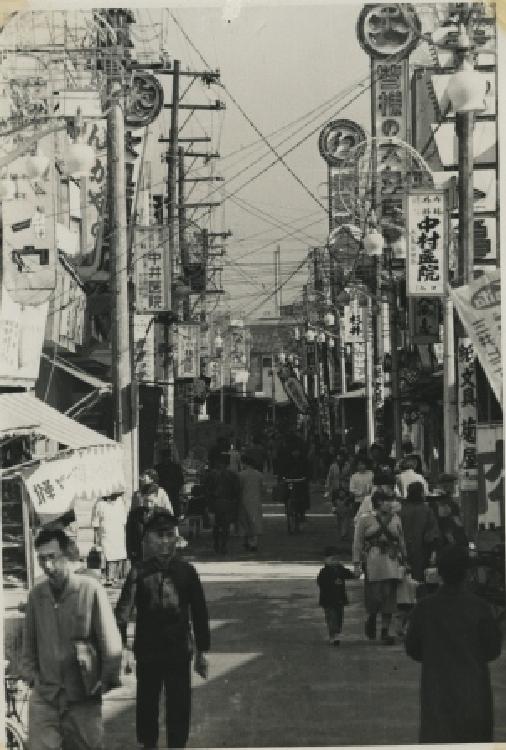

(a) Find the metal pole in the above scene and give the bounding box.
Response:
[315,341,321,438]
[108,101,133,493]
[443,295,456,473]
[364,299,375,446]
[390,287,402,458]
[273,249,279,317]
[271,352,276,426]
[456,34,478,538]
[166,60,180,448]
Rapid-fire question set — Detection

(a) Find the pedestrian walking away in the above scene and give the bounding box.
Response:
[317,546,355,646]
[21,527,122,750]
[238,452,265,551]
[405,544,502,743]
[115,510,210,750]
[349,458,374,517]
[91,491,128,585]
[156,447,185,519]
[353,490,406,645]
[207,451,240,554]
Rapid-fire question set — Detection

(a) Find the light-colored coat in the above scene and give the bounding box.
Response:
[353,511,405,581]
[238,467,264,536]
[22,573,122,705]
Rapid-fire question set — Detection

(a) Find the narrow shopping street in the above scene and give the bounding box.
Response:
[103,482,506,748]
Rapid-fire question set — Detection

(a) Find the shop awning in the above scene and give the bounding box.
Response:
[0,392,125,518]
[0,391,115,447]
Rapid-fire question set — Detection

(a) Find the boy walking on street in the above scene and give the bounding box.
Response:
[115,510,210,750]
[317,546,354,646]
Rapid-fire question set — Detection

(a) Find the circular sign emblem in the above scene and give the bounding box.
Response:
[318,119,365,167]
[125,72,164,129]
[357,4,421,59]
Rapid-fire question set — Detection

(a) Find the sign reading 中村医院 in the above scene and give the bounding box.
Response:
[458,337,478,492]
[406,190,448,297]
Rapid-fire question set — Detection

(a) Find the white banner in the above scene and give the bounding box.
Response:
[450,270,502,404]
[23,445,126,518]
[406,190,448,297]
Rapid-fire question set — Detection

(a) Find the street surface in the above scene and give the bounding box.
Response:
[103,480,506,748]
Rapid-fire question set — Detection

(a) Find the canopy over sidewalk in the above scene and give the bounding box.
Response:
[0,392,125,518]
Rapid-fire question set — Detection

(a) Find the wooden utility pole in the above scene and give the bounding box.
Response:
[108,101,134,493]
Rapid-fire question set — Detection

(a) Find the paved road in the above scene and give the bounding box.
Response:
[103,480,506,748]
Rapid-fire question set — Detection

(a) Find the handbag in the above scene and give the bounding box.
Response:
[396,569,417,605]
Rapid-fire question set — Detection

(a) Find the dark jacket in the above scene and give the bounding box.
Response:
[115,555,210,661]
[155,460,184,505]
[207,467,240,518]
[316,564,354,608]
[400,501,440,582]
[405,585,502,743]
[126,506,154,562]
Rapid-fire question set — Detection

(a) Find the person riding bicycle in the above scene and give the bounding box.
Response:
[276,431,310,523]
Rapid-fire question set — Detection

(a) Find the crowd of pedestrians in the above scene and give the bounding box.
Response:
[17,428,504,748]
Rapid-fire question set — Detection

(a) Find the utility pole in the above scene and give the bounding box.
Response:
[105,8,135,494]
[277,245,282,310]
[363,298,375,447]
[273,248,279,316]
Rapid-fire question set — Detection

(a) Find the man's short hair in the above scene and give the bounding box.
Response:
[406,481,425,501]
[141,482,159,496]
[437,544,469,584]
[34,527,72,553]
[143,510,177,537]
[371,490,387,510]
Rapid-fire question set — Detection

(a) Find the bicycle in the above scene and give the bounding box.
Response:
[5,674,29,750]
[281,477,307,535]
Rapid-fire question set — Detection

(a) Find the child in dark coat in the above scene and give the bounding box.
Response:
[317,546,355,646]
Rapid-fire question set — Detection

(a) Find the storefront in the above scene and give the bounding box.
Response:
[1,391,125,671]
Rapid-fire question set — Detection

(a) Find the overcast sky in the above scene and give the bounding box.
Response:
[137,2,372,318]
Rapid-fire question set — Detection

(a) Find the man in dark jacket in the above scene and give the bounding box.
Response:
[156,447,185,518]
[115,510,210,750]
[405,544,502,743]
[208,452,240,554]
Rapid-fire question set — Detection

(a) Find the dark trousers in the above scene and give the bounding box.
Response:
[323,606,344,638]
[213,512,230,553]
[136,657,191,749]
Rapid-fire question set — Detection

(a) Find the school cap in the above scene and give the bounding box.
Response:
[143,509,177,535]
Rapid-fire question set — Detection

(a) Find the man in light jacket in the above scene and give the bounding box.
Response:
[21,527,122,750]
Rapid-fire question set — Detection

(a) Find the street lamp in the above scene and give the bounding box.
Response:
[305,327,316,342]
[324,311,335,327]
[446,25,487,113]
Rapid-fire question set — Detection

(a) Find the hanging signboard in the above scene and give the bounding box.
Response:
[409,297,441,344]
[133,314,155,383]
[374,363,385,409]
[352,342,366,383]
[176,324,200,379]
[450,270,502,404]
[457,337,478,491]
[343,298,364,344]
[229,327,247,371]
[406,190,448,297]
[477,423,504,528]
[134,226,171,313]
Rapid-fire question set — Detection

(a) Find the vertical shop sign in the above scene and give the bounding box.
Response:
[458,338,478,491]
[134,226,171,312]
[406,190,448,297]
[133,315,155,383]
[343,298,364,344]
[352,343,366,383]
[176,325,200,379]
[409,297,441,343]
